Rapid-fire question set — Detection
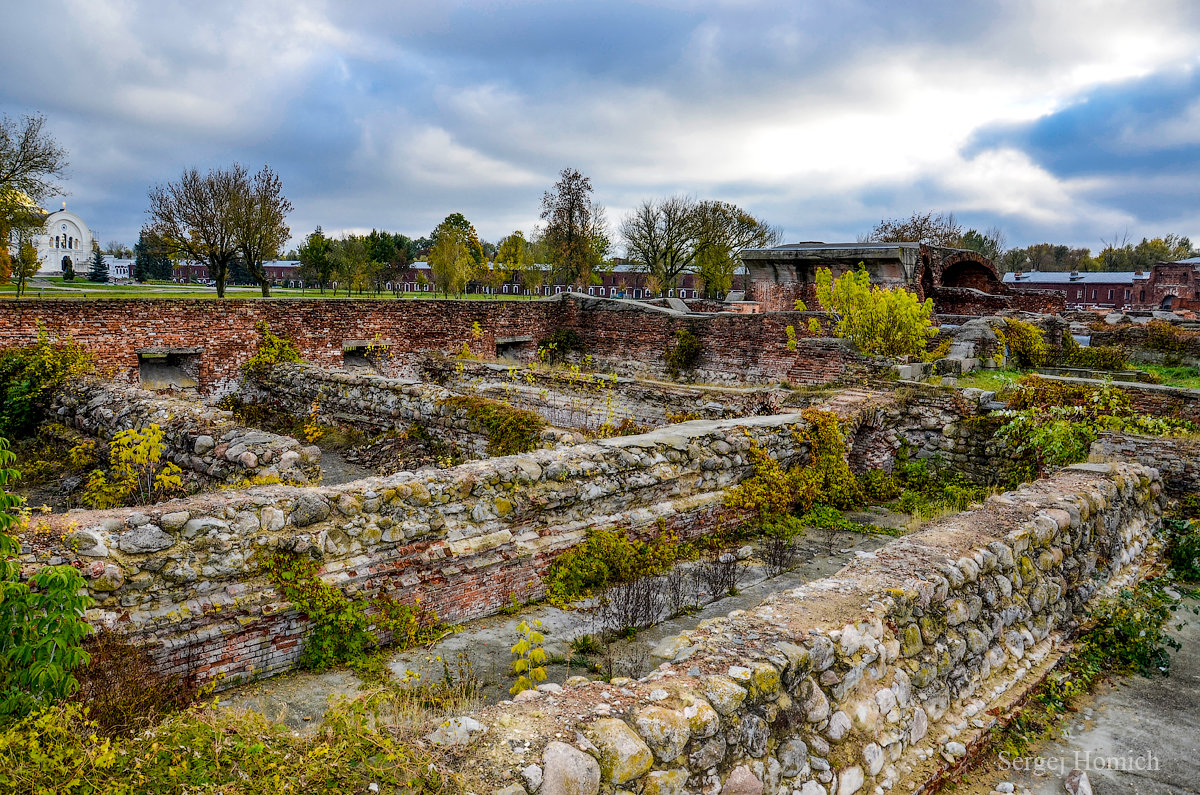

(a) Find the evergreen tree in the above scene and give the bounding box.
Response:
[87,247,108,282]
[134,227,174,281]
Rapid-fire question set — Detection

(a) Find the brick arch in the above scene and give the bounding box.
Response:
[935,251,1002,292]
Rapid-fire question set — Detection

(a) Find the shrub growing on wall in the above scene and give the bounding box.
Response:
[1001,318,1051,369]
[814,266,935,357]
[536,329,586,364]
[242,321,302,378]
[0,327,92,439]
[440,396,546,456]
[664,328,702,378]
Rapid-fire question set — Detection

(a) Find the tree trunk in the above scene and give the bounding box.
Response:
[260,281,271,297]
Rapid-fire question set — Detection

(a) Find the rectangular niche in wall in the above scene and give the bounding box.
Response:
[342,339,394,373]
[137,347,202,391]
[495,335,535,360]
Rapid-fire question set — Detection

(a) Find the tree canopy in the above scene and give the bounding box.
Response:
[1,115,68,283]
[233,165,293,297]
[540,168,609,286]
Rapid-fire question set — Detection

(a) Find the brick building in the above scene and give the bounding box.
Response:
[1002,259,1200,311]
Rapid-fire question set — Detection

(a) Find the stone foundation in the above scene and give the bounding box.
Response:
[457,462,1163,795]
[52,377,321,485]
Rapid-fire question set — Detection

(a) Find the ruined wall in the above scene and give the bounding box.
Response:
[421,356,782,433]
[1037,374,1200,424]
[1089,432,1200,498]
[460,462,1163,795]
[0,298,557,395]
[244,364,543,456]
[52,378,321,485]
[23,414,816,686]
[0,295,867,392]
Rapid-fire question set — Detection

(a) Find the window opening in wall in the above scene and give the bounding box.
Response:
[138,348,202,392]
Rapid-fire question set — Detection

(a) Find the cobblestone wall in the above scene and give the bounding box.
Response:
[52,377,321,485]
[21,414,819,687]
[422,356,782,433]
[458,462,1163,795]
[1089,432,1200,498]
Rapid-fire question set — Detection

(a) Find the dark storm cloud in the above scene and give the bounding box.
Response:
[2,0,1200,250]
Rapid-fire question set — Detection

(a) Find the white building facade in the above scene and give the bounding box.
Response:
[32,206,94,276]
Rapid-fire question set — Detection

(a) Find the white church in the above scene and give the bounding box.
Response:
[27,204,129,280]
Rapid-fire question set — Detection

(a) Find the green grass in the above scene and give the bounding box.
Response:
[1138,363,1200,390]
[0,282,541,301]
[951,368,1023,393]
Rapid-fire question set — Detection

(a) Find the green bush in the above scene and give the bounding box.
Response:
[1061,334,1127,370]
[264,552,442,672]
[814,266,936,357]
[537,329,586,364]
[0,328,93,439]
[1166,519,1200,582]
[664,328,703,378]
[543,528,681,605]
[1002,318,1050,369]
[0,438,93,718]
[1146,319,1198,354]
[242,320,302,377]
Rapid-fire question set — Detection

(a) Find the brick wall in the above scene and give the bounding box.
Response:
[0,295,867,392]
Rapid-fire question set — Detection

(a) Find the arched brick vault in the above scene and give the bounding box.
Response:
[932,249,1002,292]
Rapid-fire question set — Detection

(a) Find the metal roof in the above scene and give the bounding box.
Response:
[1003,271,1145,285]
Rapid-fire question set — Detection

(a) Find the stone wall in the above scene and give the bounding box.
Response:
[22,413,822,687]
[52,377,321,485]
[245,364,535,456]
[1035,374,1200,424]
[458,462,1163,795]
[421,356,782,434]
[1089,432,1200,498]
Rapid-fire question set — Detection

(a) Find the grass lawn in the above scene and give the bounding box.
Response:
[951,368,1024,393]
[1137,363,1200,390]
[0,282,542,301]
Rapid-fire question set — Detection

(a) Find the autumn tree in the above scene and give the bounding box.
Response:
[428,217,478,296]
[692,200,780,297]
[234,165,293,297]
[147,166,244,297]
[12,240,39,296]
[541,168,609,286]
[331,236,378,296]
[867,211,963,247]
[1,115,67,282]
[298,226,334,292]
[496,230,537,293]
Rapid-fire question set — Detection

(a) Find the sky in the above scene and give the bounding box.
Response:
[3,0,1200,253]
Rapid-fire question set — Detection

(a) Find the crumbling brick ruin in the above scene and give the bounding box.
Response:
[0,289,1195,795]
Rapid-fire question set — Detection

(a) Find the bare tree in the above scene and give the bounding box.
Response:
[147,166,245,297]
[867,211,963,247]
[619,195,699,291]
[234,165,293,297]
[0,114,68,206]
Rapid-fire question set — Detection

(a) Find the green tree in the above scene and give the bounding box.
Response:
[297,226,334,292]
[429,213,483,266]
[12,239,39,297]
[428,220,477,296]
[813,266,936,356]
[1096,234,1197,272]
[959,227,1005,261]
[541,168,609,286]
[233,165,293,297]
[1,115,66,265]
[692,200,780,297]
[87,246,108,282]
[134,227,173,282]
[330,236,377,296]
[496,230,535,291]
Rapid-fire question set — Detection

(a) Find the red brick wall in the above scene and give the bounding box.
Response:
[0,296,865,390]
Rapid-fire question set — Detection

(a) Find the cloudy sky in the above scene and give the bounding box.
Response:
[3,0,1199,252]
